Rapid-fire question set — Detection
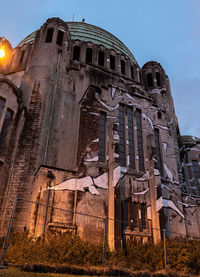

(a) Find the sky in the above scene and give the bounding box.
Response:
[1,0,200,137]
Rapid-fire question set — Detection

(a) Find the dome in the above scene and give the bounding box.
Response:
[17,21,138,65]
[181,135,200,147]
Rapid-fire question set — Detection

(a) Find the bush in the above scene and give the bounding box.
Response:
[4,231,200,275]
[6,230,103,266]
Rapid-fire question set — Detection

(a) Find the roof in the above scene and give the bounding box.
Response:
[181,135,200,147]
[17,21,138,65]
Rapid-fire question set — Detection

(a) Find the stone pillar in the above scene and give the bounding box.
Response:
[108,123,115,251]
[147,134,161,243]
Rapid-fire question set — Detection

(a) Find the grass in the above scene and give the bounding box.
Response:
[0,267,86,277]
[0,267,196,277]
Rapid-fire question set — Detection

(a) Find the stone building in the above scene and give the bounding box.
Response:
[0,17,200,249]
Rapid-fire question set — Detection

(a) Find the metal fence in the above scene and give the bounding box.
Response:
[0,196,199,270]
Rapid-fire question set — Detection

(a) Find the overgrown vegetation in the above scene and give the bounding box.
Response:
[1,231,200,275]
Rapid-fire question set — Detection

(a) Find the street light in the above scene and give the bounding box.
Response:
[0,47,5,58]
[0,37,5,58]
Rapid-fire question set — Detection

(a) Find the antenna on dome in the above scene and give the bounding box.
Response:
[72,14,74,22]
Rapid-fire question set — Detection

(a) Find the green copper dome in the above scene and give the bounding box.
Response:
[17,21,138,65]
[181,135,200,147]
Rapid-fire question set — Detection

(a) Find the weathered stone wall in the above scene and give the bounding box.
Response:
[0,17,199,245]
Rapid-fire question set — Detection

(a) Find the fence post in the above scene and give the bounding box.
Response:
[163,229,167,270]
[104,217,108,262]
[0,196,18,267]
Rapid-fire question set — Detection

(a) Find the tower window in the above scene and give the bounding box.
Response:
[19,50,25,65]
[154,128,163,177]
[121,60,125,74]
[135,109,144,172]
[147,73,153,87]
[157,111,162,119]
[110,54,115,70]
[131,66,134,79]
[99,111,106,162]
[86,48,93,63]
[98,50,104,66]
[56,30,64,46]
[73,46,80,61]
[45,28,54,43]
[156,72,161,86]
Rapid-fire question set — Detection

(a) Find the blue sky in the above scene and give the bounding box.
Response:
[2,0,200,137]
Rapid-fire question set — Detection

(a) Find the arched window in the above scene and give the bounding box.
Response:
[156,72,161,86]
[157,111,162,119]
[131,66,134,79]
[45,28,54,43]
[110,54,115,70]
[147,73,153,87]
[86,48,93,63]
[121,60,125,74]
[73,46,80,61]
[98,50,104,66]
[56,30,64,46]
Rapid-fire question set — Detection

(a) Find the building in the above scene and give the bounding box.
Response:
[0,17,200,249]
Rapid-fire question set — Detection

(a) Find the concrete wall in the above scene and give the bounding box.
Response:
[0,17,199,246]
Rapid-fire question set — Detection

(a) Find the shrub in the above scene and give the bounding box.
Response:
[4,231,200,274]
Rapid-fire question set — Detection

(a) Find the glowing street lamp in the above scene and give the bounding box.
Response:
[0,37,5,58]
[0,47,5,58]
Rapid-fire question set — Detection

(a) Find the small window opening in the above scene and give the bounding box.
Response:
[121,60,125,74]
[110,54,115,70]
[98,51,104,66]
[157,111,162,119]
[131,66,134,79]
[156,72,161,86]
[147,73,153,87]
[139,71,142,83]
[73,46,80,61]
[45,28,54,43]
[56,30,64,46]
[86,48,93,63]
[19,50,25,65]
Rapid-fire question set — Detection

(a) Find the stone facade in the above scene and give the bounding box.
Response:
[0,17,200,248]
